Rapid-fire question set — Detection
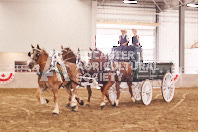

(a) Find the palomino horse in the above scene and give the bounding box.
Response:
[28,44,82,115]
[61,46,92,106]
[88,48,135,109]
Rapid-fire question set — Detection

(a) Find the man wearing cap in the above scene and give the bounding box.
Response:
[114,29,129,51]
[119,29,129,47]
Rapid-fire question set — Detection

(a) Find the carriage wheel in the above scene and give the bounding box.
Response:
[132,82,141,101]
[108,83,117,103]
[161,73,175,102]
[141,80,152,105]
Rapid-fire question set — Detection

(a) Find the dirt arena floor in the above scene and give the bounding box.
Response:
[0,87,198,132]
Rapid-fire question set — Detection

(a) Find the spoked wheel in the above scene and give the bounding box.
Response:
[141,80,152,105]
[161,73,175,102]
[132,82,142,101]
[108,83,117,103]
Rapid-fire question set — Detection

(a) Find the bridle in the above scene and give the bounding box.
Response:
[28,48,42,63]
[89,49,99,62]
[61,49,77,60]
[63,56,76,62]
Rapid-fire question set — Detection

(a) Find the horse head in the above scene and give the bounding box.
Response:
[28,44,48,69]
[61,46,76,63]
[88,48,107,63]
[88,48,109,73]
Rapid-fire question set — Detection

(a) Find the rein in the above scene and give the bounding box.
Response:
[62,51,77,58]
[63,56,76,62]
[37,61,47,65]
[90,51,99,62]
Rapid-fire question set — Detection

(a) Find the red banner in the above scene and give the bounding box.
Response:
[0,72,15,84]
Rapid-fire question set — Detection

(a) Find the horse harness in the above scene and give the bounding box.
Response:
[34,50,81,88]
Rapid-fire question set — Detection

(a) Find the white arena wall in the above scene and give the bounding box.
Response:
[97,3,198,74]
[0,0,97,53]
[0,0,97,88]
[0,73,38,88]
[1,1,198,88]
[1,73,198,88]
[158,9,198,74]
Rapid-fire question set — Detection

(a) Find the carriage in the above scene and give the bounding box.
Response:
[60,45,176,107]
[108,46,175,105]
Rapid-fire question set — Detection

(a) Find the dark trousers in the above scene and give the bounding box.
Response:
[113,45,136,52]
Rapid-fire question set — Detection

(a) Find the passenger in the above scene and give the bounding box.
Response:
[114,29,129,51]
[132,29,140,47]
[132,29,143,61]
[121,29,142,61]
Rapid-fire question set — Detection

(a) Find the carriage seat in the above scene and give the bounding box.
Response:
[112,45,143,62]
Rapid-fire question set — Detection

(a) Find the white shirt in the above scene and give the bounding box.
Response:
[119,34,130,42]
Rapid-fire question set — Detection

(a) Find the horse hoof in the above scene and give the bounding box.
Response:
[71,109,77,112]
[45,99,49,103]
[86,104,90,107]
[71,106,78,112]
[132,97,136,103]
[52,112,58,116]
[112,102,116,107]
[66,104,71,108]
[79,100,84,105]
[101,105,105,110]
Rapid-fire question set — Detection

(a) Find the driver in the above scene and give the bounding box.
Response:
[114,29,129,51]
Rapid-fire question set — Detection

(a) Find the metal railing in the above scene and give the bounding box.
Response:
[0,64,36,72]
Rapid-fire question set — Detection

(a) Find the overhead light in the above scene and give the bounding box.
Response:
[123,0,138,4]
[187,3,198,8]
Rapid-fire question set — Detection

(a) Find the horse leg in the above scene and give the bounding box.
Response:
[52,87,59,115]
[65,85,72,108]
[104,93,111,105]
[114,82,121,106]
[85,85,92,106]
[71,82,84,106]
[100,81,114,109]
[75,95,84,106]
[127,81,135,103]
[70,83,79,112]
[36,86,49,104]
[100,84,111,105]
[70,90,78,112]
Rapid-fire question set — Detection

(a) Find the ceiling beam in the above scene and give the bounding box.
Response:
[97,21,160,26]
